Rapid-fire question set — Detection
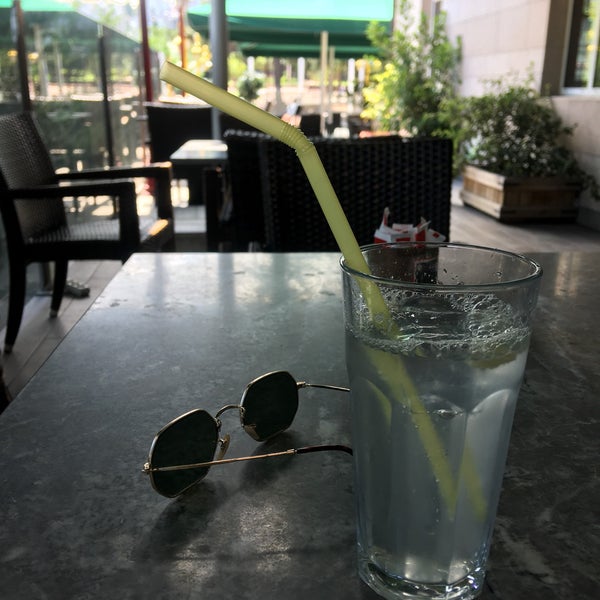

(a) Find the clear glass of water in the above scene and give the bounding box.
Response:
[341,242,542,600]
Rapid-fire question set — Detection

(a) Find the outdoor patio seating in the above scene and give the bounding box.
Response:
[145,102,214,162]
[258,135,453,251]
[145,102,259,163]
[209,133,452,252]
[0,112,175,352]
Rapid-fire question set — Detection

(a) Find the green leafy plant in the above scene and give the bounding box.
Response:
[440,76,599,199]
[362,0,461,136]
[237,72,264,102]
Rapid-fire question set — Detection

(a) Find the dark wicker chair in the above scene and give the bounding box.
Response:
[258,135,453,251]
[0,111,175,352]
[298,114,322,137]
[221,129,270,250]
[220,114,260,135]
[144,102,214,162]
[145,103,259,163]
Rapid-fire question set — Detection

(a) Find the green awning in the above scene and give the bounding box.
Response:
[188,0,392,55]
[238,42,379,59]
[0,0,73,9]
[0,1,139,50]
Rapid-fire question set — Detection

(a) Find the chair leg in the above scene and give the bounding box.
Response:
[0,361,12,413]
[50,260,68,318]
[4,260,27,353]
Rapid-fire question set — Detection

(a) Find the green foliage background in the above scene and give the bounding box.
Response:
[361,0,461,137]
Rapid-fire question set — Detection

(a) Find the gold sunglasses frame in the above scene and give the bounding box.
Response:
[143,371,350,497]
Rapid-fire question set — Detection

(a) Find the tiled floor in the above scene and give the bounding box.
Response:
[1,193,599,404]
[449,200,600,252]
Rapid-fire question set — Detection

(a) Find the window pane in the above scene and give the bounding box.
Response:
[565,0,600,88]
[595,37,600,86]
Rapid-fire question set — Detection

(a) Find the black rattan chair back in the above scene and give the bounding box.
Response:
[220,114,259,135]
[258,136,453,251]
[0,113,68,240]
[145,103,213,162]
[0,112,56,188]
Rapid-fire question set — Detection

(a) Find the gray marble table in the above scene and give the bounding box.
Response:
[0,252,597,599]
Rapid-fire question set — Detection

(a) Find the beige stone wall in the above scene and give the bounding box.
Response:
[441,0,552,95]
[438,0,600,229]
[552,96,600,228]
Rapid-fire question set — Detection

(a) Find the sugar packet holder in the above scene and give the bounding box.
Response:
[373,207,446,243]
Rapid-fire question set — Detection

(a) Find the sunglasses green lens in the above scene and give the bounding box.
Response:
[149,409,218,497]
[241,371,299,441]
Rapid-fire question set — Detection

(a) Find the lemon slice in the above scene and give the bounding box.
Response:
[468,352,517,369]
[468,339,527,369]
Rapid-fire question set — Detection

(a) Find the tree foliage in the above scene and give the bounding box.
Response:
[362,0,461,136]
[237,72,264,102]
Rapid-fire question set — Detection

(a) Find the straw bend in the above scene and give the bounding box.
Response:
[160,62,309,151]
[159,60,365,272]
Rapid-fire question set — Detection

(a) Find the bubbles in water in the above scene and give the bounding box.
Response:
[349,289,529,361]
[423,395,465,419]
[435,408,459,419]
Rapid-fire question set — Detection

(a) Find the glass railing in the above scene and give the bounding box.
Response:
[0,4,148,326]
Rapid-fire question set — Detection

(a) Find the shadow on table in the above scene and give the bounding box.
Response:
[134,480,223,561]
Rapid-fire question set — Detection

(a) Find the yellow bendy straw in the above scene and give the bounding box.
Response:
[161,65,366,272]
[159,61,485,519]
[161,62,392,324]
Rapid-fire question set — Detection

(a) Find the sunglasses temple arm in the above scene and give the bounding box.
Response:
[296,444,352,455]
[146,444,352,473]
[298,382,349,393]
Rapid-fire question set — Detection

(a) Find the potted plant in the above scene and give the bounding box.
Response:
[443,77,600,222]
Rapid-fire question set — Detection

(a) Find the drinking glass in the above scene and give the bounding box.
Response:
[341,242,542,600]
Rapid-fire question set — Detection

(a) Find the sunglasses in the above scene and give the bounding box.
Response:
[143,370,351,497]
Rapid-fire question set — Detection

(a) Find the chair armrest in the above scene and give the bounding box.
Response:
[57,162,172,180]
[8,180,141,253]
[8,179,136,200]
[57,162,174,220]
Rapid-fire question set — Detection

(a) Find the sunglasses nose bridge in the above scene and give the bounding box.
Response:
[215,404,243,421]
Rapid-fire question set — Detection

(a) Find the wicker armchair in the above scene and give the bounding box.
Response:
[0,112,175,352]
[258,135,453,251]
